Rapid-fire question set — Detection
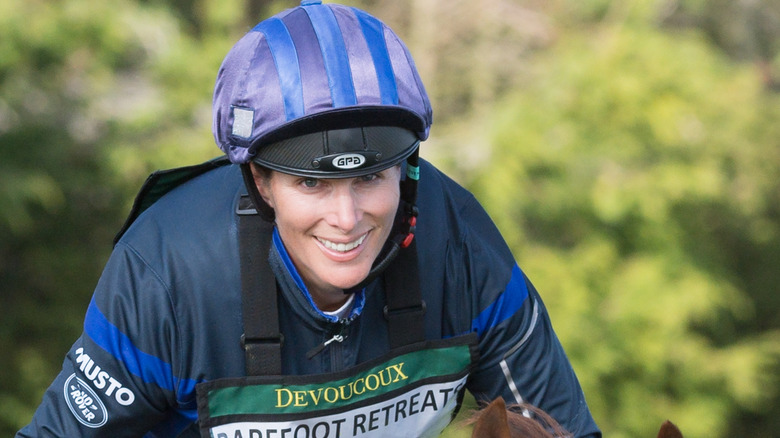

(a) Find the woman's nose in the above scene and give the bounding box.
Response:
[326,185,360,231]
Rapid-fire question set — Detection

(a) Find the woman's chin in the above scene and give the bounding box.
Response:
[326,268,372,291]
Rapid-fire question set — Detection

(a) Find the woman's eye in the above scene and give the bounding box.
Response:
[359,174,378,183]
[302,178,319,188]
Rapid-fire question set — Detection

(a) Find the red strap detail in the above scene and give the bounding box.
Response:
[401,233,415,248]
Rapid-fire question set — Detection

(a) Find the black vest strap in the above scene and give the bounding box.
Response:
[237,195,283,376]
[383,238,426,349]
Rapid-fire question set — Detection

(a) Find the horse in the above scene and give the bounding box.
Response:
[466,397,683,438]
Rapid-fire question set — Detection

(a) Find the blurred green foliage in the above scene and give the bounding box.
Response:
[454,4,780,437]
[1,0,778,437]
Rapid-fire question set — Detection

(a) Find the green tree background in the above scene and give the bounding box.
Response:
[1,1,778,437]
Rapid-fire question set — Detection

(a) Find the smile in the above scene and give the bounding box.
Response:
[317,234,368,253]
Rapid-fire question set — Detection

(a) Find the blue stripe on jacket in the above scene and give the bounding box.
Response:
[84,297,200,405]
[471,264,529,336]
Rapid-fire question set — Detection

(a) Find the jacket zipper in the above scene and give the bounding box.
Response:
[306,321,349,360]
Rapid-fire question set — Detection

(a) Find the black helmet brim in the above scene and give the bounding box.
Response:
[252,126,419,178]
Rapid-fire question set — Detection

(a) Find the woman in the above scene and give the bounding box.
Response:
[18,2,601,437]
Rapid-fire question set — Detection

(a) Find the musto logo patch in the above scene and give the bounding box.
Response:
[64,374,108,428]
[73,347,135,406]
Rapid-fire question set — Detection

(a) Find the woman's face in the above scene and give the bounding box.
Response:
[253,165,401,311]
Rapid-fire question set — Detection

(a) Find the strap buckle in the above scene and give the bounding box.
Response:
[383,301,426,320]
[240,333,284,349]
[236,194,259,216]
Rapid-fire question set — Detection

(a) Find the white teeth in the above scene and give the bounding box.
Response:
[318,234,367,252]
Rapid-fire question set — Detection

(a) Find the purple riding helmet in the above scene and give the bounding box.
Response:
[212,0,432,179]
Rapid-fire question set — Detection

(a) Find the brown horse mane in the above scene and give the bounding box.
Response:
[465,397,569,438]
[466,397,684,438]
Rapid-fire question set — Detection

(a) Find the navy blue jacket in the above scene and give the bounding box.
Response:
[17,159,600,437]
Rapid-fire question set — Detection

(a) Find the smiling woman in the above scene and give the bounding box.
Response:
[252,162,402,311]
[17,2,600,437]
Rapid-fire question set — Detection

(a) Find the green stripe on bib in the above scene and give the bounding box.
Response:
[206,343,471,417]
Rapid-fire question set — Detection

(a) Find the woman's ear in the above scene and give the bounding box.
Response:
[249,164,275,208]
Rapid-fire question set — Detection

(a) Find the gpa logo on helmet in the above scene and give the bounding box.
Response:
[332,154,366,170]
[64,374,108,428]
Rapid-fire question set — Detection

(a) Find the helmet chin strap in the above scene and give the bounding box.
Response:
[345,150,419,293]
[240,151,420,295]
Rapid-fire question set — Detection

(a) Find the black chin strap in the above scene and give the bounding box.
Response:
[338,150,426,348]
[345,150,420,292]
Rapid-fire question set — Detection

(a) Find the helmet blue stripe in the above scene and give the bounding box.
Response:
[355,9,398,105]
[254,18,304,120]
[304,5,357,107]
